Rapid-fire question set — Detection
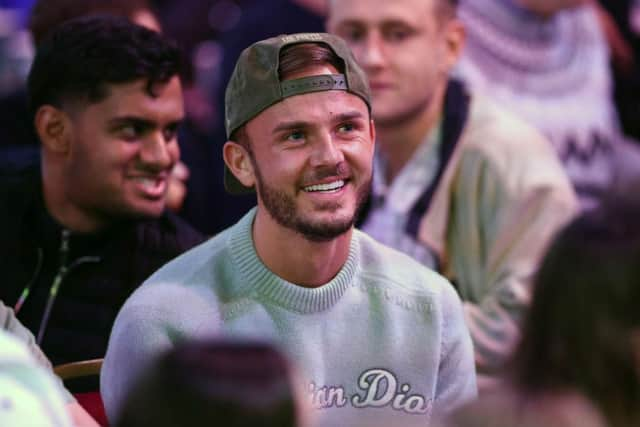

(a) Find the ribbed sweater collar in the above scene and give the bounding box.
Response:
[228,209,361,314]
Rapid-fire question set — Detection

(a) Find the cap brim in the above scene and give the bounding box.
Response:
[224,165,255,194]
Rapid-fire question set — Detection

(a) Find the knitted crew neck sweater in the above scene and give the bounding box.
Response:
[102,208,477,426]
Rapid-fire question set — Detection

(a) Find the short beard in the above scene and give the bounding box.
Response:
[251,155,371,242]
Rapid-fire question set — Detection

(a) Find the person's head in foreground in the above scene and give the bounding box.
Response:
[0,330,72,427]
[514,196,640,426]
[222,32,374,246]
[114,340,306,427]
[27,15,184,233]
[448,194,640,427]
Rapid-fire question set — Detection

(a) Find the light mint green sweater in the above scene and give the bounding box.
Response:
[0,300,74,403]
[0,331,71,427]
[102,209,477,426]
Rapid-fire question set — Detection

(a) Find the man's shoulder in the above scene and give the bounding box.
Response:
[116,230,231,334]
[463,94,551,154]
[137,227,233,290]
[354,230,457,299]
[457,94,568,179]
[130,211,255,306]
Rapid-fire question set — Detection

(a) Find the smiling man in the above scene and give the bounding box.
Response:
[102,33,476,427]
[0,16,203,369]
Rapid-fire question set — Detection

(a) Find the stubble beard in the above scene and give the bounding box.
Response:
[252,158,372,242]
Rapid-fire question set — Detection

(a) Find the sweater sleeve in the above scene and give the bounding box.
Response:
[0,301,52,372]
[0,300,76,403]
[434,282,477,418]
[0,331,73,427]
[448,128,578,388]
[100,284,220,423]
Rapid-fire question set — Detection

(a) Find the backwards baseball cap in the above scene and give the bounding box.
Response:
[223,32,371,194]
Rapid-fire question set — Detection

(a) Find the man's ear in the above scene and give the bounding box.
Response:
[223,141,256,188]
[443,19,466,70]
[369,118,376,147]
[35,105,71,154]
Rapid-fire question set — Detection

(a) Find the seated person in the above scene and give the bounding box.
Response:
[101,33,477,427]
[0,16,204,370]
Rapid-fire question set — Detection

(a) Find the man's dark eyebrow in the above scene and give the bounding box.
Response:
[337,19,413,30]
[107,116,155,128]
[335,19,366,29]
[107,116,184,128]
[333,111,366,123]
[271,120,312,135]
[381,19,414,28]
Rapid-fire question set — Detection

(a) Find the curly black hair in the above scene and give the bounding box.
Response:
[27,15,182,116]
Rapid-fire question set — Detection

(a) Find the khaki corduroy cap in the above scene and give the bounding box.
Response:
[223,32,371,194]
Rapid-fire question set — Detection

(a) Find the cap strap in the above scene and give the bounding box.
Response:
[280,74,347,98]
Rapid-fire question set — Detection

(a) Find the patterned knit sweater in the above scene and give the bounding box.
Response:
[456,0,620,211]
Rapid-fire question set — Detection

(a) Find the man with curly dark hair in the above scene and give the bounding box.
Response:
[0,15,203,370]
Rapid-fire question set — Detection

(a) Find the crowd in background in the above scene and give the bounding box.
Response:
[0,0,639,426]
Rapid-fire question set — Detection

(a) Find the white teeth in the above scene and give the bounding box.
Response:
[134,177,163,192]
[136,177,156,190]
[304,180,345,193]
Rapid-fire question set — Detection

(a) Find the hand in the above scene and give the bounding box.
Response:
[166,161,190,212]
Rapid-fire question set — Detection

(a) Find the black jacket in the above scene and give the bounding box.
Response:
[0,167,205,366]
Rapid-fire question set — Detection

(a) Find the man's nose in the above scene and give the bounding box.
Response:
[310,131,344,167]
[139,133,174,170]
[358,33,385,70]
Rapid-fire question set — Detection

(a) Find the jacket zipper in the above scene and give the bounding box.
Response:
[36,229,101,345]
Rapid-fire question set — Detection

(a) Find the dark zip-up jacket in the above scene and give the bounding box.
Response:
[0,167,205,367]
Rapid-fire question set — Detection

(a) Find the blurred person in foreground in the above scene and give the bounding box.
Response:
[1,299,98,426]
[0,329,72,427]
[114,340,308,427]
[445,192,640,427]
[102,32,476,427]
[326,0,578,388]
[0,16,203,369]
[456,0,640,213]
